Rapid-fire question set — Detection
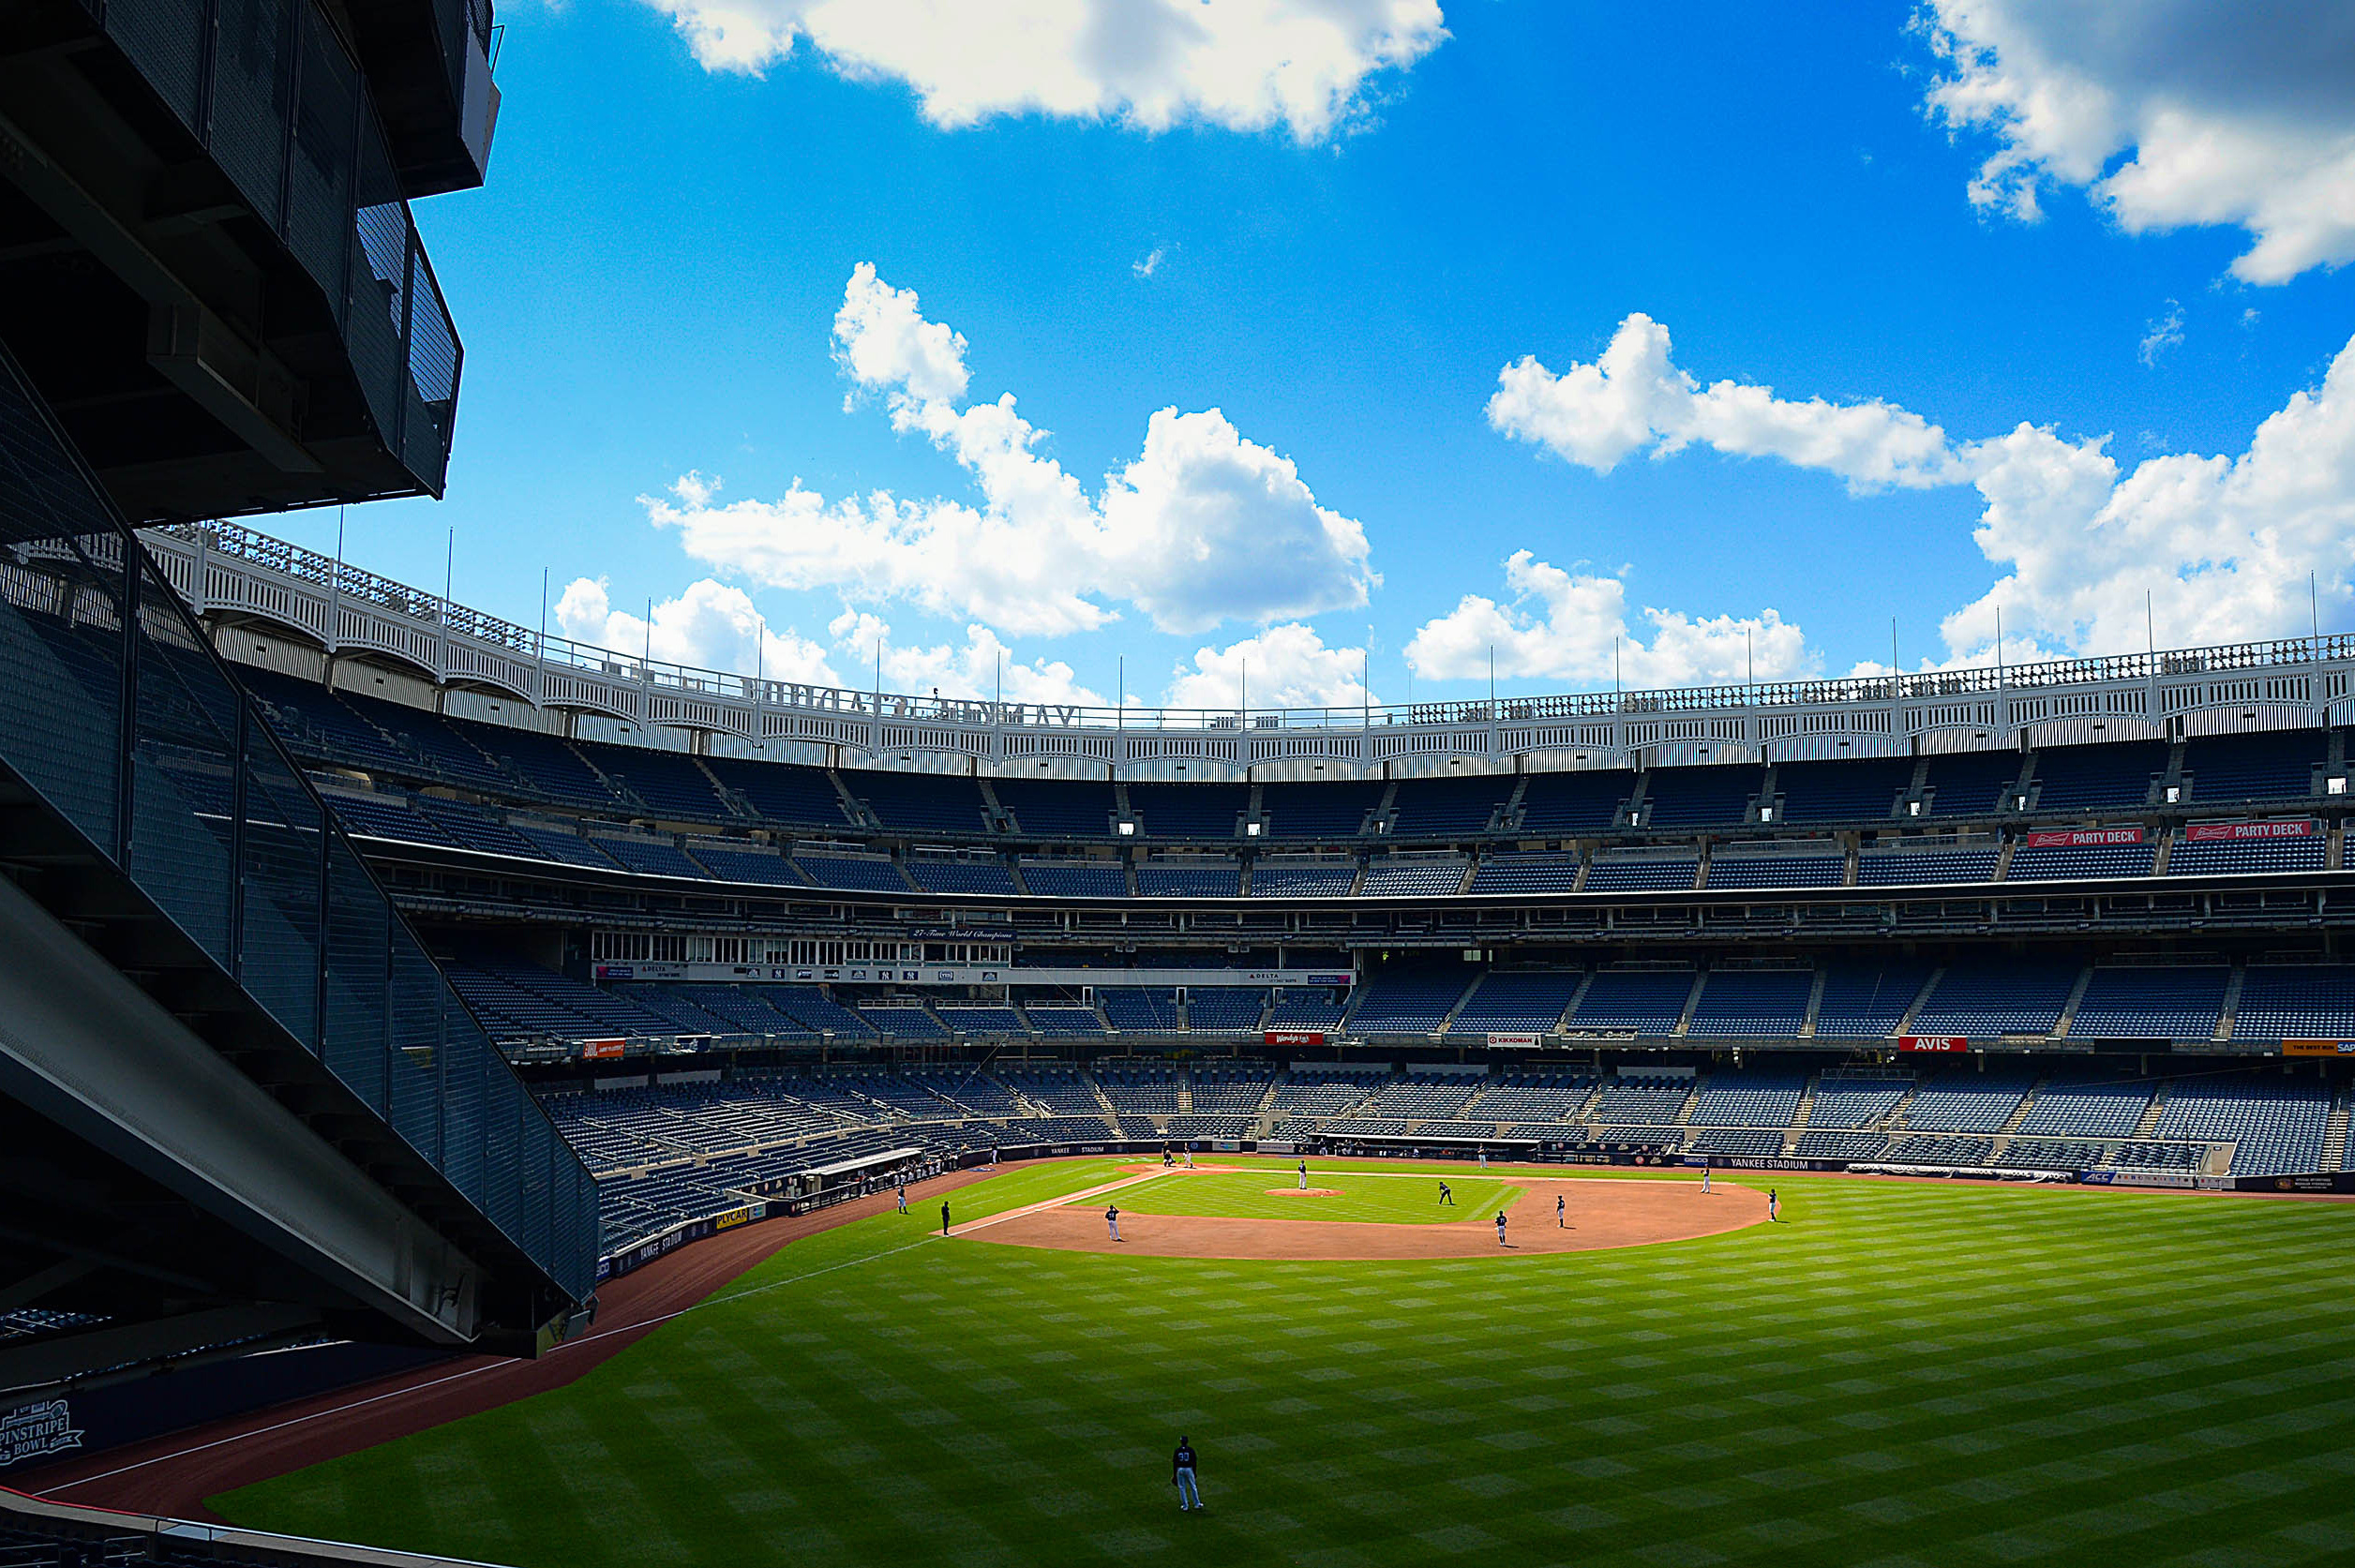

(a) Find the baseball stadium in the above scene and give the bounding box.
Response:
[1,2,2353,1565]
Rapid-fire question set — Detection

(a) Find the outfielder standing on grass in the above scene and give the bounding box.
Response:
[1768,1187,1779,1221]
[1173,1435,1202,1512]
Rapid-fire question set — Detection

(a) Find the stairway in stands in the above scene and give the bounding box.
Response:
[1247,1076,1284,1139]
[2325,1096,2350,1172]
[2133,1084,2169,1139]
[1998,1081,2044,1134]
[1779,1073,1820,1156]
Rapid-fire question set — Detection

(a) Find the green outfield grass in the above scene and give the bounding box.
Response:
[218,1167,2355,1567]
[1096,1168,1521,1225]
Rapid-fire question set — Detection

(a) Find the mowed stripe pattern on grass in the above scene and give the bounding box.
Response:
[216,1173,2355,1568]
[1095,1170,1523,1226]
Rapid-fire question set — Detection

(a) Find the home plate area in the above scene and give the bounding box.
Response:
[955,1165,1770,1262]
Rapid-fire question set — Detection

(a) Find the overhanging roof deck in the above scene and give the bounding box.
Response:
[0,0,466,518]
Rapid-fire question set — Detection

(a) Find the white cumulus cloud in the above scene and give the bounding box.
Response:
[828,610,1106,707]
[651,264,1377,638]
[1943,331,2355,660]
[1917,0,2355,282]
[1488,311,2355,670]
[553,575,843,685]
[1405,552,1817,690]
[649,0,1448,142]
[1488,314,1969,491]
[1163,622,1372,709]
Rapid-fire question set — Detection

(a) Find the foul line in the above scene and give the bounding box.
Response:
[946,1170,1169,1236]
[44,1224,954,1497]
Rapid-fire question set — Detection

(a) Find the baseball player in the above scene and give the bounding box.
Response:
[940,1200,952,1235]
[1183,1149,1194,1169]
[896,1179,908,1214]
[1768,1187,1779,1222]
[1172,1435,1202,1512]
[1556,1193,1565,1228]
[1298,1157,1309,1191]
[1478,1150,1489,1170]
[1702,1166,1712,1195]
[1162,1146,1175,1169]
[1106,1203,1122,1242]
[1438,1180,1454,1206]
[1494,1210,1508,1247]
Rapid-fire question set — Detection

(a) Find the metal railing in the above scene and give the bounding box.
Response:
[0,345,589,1303]
[150,518,2355,771]
[82,0,464,495]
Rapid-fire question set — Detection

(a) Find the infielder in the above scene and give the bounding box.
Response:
[1494,1210,1509,1247]
[1702,1166,1712,1195]
[1556,1193,1565,1228]
[1438,1180,1454,1206]
[1768,1187,1780,1222]
[1106,1203,1122,1242]
[1172,1435,1202,1512]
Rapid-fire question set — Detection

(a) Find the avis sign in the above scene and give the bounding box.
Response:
[1898,1036,1969,1053]
[0,1399,82,1468]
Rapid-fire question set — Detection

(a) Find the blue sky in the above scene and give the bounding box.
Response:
[281,0,2355,709]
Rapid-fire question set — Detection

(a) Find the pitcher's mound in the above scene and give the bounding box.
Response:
[1269,1187,1344,1197]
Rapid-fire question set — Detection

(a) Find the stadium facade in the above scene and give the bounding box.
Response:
[126,518,2355,1276]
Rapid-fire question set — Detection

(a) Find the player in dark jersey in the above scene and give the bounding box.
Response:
[1172,1436,1201,1511]
[940,1200,951,1235]
[1437,1180,1454,1206]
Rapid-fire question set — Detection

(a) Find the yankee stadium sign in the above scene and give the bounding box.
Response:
[0,1398,81,1468]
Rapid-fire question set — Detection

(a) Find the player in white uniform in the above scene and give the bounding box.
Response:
[1298,1157,1309,1191]
[1702,1166,1711,1195]
[1106,1203,1123,1241]
[896,1179,908,1214]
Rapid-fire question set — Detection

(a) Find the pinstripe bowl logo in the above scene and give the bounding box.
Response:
[0,1399,81,1468]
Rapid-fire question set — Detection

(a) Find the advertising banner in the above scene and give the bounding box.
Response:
[0,1400,81,1469]
[2284,1039,2355,1057]
[2024,827,2144,848]
[2183,818,2316,841]
[1898,1037,1970,1053]
[1265,1029,1327,1047]
[579,1038,625,1061]
[1486,1032,1543,1050]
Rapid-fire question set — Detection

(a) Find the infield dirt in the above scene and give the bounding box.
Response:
[959,1166,1768,1260]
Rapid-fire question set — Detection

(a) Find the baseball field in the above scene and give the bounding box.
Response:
[212,1157,2355,1566]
